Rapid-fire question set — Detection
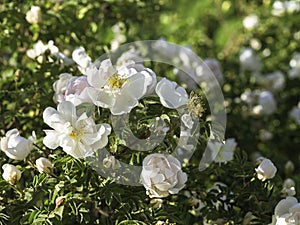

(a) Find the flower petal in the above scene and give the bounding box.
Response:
[156,78,188,109]
[43,130,61,149]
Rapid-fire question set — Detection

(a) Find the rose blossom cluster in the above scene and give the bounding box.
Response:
[3,40,239,198]
[42,46,201,197]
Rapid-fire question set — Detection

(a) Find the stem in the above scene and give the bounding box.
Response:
[11,184,24,199]
[33,143,44,152]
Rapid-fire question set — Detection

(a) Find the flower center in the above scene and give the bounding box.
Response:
[69,129,84,140]
[107,74,127,89]
[186,91,205,117]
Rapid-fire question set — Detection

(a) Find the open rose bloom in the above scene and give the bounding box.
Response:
[86,59,156,115]
[140,154,187,198]
[43,101,111,159]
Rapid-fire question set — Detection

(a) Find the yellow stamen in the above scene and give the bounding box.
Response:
[69,129,83,140]
[107,74,127,89]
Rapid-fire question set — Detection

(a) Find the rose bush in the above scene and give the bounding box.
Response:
[1,0,300,224]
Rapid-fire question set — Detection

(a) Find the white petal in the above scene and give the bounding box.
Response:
[155,181,173,191]
[87,87,115,108]
[57,101,77,121]
[156,78,188,109]
[122,72,147,99]
[111,92,138,115]
[43,107,64,129]
[275,197,298,217]
[0,137,8,151]
[43,130,61,149]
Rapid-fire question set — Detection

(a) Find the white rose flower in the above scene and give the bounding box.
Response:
[86,59,153,115]
[47,40,59,55]
[53,73,73,103]
[2,164,21,184]
[285,1,300,13]
[257,71,285,92]
[272,1,300,16]
[156,78,188,109]
[110,22,126,51]
[290,52,300,68]
[272,1,285,16]
[282,178,296,196]
[255,158,277,181]
[288,52,300,79]
[289,104,300,125]
[214,138,237,164]
[72,47,92,74]
[239,47,261,72]
[253,91,277,115]
[25,6,41,24]
[271,197,300,225]
[240,90,257,106]
[26,40,48,59]
[36,157,53,173]
[140,153,187,198]
[53,74,91,105]
[243,14,259,30]
[250,38,262,50]
[47,41,73,65]
[259,130,273,141]
[1,129,33,160]
[116,51,157,95]
[26,40,72,65]
[285,161,295,174]
[64,76,92,105]
[43,101,111,159]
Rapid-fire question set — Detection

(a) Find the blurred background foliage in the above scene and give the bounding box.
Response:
[1,0,300,224]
